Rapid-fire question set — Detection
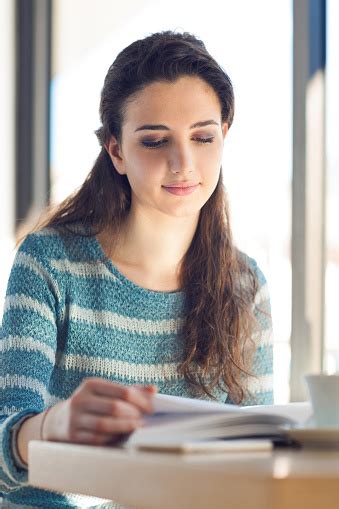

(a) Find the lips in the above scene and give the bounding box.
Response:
[162,182,200,188]
[162,183,200,196]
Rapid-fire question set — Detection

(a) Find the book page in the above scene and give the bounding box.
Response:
[242,402,312,425]
[153,394,242,415]
[153,394,312,425]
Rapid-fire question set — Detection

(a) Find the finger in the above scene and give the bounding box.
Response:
[72,431,125,446]
[134,384,158,393]
[141,385,158,394]
[82,395,142,419]
[75,414,143,435]
[84,379,154,414]
[122,385,157,413]
[122,386,155,414]
[72,430,108,445]
[72,431,130,446]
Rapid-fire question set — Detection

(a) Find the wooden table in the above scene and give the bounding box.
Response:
[29,441,339,509]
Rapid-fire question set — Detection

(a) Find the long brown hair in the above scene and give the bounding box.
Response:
[32,31,258,403]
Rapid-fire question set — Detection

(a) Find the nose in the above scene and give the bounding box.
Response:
[168,142,194,175]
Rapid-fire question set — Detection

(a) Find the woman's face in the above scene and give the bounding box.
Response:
[107,75,228,219]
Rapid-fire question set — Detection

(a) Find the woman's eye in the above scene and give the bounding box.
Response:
[140,136,214,149]
[141,139,168,148]
[193,137,214,144]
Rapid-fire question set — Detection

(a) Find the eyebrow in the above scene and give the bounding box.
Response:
[134,119,220,132]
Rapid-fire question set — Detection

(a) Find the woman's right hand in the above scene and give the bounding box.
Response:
[41,378,157,445]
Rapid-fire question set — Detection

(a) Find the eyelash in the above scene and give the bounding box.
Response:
[141,137,214,149]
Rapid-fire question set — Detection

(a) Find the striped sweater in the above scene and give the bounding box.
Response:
[0,226,273,508]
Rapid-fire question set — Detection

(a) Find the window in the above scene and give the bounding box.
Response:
[325,0,339,373]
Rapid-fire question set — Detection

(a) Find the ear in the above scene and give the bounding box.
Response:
[105,136,126,175]
[221,122,229,139]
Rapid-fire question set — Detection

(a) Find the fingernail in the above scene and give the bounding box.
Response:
[143,385,158,392]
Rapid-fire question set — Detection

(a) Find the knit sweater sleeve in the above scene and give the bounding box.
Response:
[0,232,61,494]
[241,259,274,406]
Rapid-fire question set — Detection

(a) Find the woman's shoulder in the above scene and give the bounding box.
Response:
[18,226,63,259]
[17,222,96,266]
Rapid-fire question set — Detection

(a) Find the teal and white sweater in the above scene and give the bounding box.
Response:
[0,227,273,508]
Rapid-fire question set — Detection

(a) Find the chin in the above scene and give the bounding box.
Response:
[162,204,203,218]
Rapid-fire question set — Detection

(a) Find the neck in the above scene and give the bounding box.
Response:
[111,206,199,277]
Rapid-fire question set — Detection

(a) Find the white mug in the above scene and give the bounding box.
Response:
[305,374,339,428]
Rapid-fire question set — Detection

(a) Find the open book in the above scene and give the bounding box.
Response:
[126,394,312,451]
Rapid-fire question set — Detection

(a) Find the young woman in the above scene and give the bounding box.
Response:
[0,31,273,508]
